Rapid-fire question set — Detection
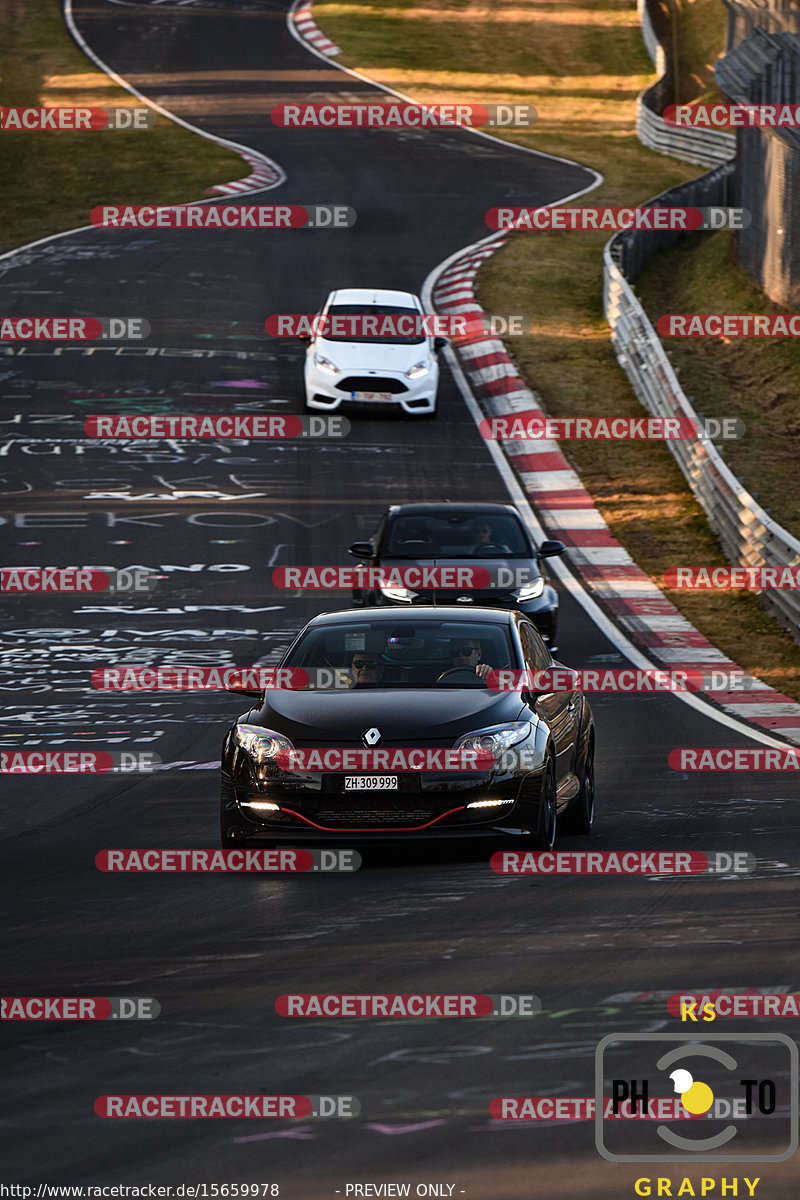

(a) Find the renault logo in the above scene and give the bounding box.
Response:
[362,727,381,746]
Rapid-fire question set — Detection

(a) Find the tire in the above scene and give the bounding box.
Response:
[561,742,595,836]
[530,756,557,850]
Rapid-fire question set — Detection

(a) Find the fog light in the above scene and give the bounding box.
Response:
[242,800,280,812]
[467,798,514,809]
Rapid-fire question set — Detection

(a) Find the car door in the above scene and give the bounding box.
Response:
[519,621,578,794]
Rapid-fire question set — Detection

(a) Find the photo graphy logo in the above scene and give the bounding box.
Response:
[595,1034,798,1162]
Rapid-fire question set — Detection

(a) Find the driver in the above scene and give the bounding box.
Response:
[469,519,511,554]
[349,651,386,687]
[441,638,492,680]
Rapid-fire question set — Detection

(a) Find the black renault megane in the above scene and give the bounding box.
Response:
[220,607,594,848]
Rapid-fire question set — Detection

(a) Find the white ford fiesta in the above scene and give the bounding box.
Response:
[302,287,446,417]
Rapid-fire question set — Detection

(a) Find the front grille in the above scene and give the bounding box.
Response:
[314,806,438,826]
[411,589,514,604]
[337,376,408,395]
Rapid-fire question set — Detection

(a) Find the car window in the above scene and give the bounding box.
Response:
[283,619,514,688]
[320,305,425,345]
[384,513,532,558]
[519,622,550,671]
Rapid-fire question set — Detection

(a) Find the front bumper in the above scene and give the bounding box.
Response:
[304,363,437,415]
[222,765,542,843]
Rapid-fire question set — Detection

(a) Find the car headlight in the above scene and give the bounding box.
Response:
[512,578,545,601]
[380,585,417,603]
[405,361,430,379]
[454,722,532,762]
[314,352,339,375]
[234,723,294,764]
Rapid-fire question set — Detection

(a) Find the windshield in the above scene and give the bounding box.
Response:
[320,305,426,345]
[384,513,533,559]
[282,619,516,690]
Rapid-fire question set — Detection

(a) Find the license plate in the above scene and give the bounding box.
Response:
[351,390,394,402]
[344,775,398,790]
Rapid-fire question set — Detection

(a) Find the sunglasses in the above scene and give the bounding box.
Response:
[352,659,380,670]
[452,646,479,657]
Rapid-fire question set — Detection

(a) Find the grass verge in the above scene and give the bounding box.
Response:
[0,1,244,253]
[636,229,800,532]
[313,0,800,700]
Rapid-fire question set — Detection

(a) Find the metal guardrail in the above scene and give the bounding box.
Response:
[613,162,736,280]
[723,0,800,50]
[715,29,800,308]
[602,0,800,642]
[636,95,736,164]
[636,0,736,166]
[639,0,665,72]
[603,238,800,642]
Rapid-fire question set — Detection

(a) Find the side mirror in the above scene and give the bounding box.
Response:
[226,686,265,699]
[348,541,374,559]
[297,334,312,344]
[433,336,449,351]
[537,539,565,559]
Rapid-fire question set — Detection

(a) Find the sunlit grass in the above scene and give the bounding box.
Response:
[0,3,243,252]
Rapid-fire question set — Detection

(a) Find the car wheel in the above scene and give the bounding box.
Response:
[561,742,595,836]
[531,755,557,850]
